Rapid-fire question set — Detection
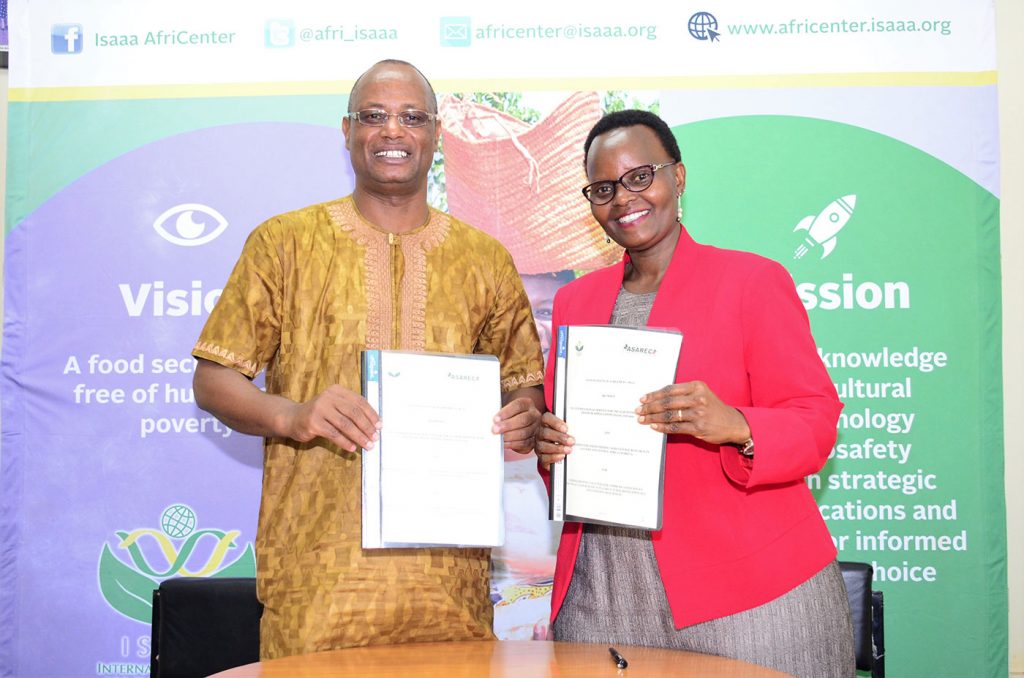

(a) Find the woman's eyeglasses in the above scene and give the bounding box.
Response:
[582,161,678,205]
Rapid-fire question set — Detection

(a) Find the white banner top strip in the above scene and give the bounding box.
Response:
[9,0,997,98]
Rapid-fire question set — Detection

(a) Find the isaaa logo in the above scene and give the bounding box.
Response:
[98,504,256,623]
[51,23,84,54]
[153,203,229,246]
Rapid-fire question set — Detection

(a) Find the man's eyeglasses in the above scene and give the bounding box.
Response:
[348,109,437,128]
[581,161,678,205]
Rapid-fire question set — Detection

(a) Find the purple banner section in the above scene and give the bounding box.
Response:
[1,123,354,677]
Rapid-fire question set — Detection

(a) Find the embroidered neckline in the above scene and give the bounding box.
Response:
[350,198,433,236]
[326,196,450,350]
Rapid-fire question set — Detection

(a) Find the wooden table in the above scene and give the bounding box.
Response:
[210,640,793,677]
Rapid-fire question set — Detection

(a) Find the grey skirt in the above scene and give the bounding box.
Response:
[552,525,855,678]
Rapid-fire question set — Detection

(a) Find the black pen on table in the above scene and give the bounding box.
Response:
[608,646,628,669]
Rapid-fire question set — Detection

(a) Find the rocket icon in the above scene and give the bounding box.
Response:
[793,195,856,259]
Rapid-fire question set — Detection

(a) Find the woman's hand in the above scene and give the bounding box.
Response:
[636,381,750,445]
[535,412,575,468]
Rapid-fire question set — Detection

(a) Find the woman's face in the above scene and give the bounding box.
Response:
[584,125,685,253]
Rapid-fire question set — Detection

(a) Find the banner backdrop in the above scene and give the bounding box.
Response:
[1,1,1005,676]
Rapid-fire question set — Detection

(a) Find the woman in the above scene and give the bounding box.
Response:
[536,110,855,678]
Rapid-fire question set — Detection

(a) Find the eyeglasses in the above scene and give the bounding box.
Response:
[348,109,437,128]
[581,161,678,205]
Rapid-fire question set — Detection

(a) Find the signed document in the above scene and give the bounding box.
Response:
[361,350,504,548]
[549,325,683,530]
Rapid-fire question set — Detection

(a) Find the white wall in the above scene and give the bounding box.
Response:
[996,0,1023,673]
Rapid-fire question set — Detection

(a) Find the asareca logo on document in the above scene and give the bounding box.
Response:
[153,203,229,246]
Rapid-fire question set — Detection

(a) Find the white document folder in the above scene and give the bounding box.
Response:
[361,350,505,548]
[549,325,683,530]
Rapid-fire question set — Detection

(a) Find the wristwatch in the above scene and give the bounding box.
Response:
[736,438,755,458]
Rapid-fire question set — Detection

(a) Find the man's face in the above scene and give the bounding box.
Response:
[342,64,440,197]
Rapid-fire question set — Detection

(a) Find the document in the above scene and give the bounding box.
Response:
[549,325,683,530]
[361,350,505,549]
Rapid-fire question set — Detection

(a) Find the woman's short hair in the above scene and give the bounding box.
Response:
[583,109,681,164]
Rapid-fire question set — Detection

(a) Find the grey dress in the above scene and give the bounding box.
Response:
[551,287,855,678]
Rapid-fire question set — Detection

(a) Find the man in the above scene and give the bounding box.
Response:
[192,59,545,659]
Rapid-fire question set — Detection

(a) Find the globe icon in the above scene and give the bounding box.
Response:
[688,12,719,40]
[161,504,197,539]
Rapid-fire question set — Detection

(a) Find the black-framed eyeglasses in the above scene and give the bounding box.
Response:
[581,161,678,205]
[347,109,437,128]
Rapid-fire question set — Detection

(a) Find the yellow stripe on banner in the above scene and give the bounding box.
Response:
[8,71,998,102]
[435,71,999,92]
[8,80,357,102]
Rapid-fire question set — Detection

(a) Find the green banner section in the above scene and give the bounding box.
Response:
[678,115,1006,676]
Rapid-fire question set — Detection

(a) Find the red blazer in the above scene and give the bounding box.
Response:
[544,225,841,628]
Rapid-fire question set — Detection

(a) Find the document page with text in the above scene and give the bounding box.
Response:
[550,325,682,529]
[362,350,504,548]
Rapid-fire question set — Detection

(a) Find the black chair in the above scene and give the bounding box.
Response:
[839,561,885,678]
[150,577,262,678]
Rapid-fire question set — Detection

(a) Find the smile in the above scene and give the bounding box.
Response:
[374,150,409,158]
[616,209,650,225]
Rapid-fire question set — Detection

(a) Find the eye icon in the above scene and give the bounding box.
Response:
[153,203,229,246]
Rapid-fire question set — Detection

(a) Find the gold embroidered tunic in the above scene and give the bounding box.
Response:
[193,196,544,658]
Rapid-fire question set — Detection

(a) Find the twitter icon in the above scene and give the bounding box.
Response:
[441,17,471,47]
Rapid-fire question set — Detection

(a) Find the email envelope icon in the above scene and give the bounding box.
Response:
[440,17,471,46]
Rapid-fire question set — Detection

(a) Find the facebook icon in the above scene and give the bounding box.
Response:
[51,24,84,54]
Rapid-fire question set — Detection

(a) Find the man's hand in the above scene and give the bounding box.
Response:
[493,386,544,456]
[282,385,381,452]
[194,359,380,451]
